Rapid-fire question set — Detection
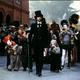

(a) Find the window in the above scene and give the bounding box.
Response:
[15,0,21,5]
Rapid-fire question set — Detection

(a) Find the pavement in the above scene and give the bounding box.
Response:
[0,56,80,80]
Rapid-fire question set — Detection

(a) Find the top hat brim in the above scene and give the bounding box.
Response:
[35,10,43,17]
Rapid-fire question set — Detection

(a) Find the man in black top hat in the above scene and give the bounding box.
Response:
[29,10,50,76]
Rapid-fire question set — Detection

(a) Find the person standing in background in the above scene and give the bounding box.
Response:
[16,25,28,71]
[69,14,79,65]
[60,20,73,68]
[50,21,61,72]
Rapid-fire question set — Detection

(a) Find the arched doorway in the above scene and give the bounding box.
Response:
[6,14,11,26]
[0,12,3,25]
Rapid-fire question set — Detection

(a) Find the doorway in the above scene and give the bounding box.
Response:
[6,14,11,26]
[0,12,3,25]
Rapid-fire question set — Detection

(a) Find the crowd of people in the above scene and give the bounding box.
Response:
[0,10,80,77]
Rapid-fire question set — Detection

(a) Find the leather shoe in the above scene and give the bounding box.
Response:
[38,73,42,77]
[23,68,26,71]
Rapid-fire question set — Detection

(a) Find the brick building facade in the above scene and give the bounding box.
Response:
[0,0,29,25]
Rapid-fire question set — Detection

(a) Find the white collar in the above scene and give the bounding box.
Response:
[37,21,42,24]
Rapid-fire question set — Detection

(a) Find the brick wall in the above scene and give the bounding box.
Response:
[0,0,29,25]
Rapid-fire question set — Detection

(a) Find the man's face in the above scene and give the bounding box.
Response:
[36,16,42,22]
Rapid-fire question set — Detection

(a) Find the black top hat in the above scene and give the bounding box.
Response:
[35,10,43,17]
[69,14,79,24]
[61,20,68,26]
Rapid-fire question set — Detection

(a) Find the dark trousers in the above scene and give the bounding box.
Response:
[7,53,10,67]
[21,47,28,69]
[21,55,28,69]
[50,53,61,71]
[28,46,33,70]
[34,47,44,74]
[76,46,80,62]
[0,42,5,56]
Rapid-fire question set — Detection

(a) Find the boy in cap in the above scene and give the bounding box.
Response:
[60,20,73,68]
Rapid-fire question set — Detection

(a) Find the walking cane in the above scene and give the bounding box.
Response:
[27,33,30,73]
[26,27,33,73]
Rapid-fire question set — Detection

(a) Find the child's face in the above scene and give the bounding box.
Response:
[18,29,23,35]
[63,24,68,31]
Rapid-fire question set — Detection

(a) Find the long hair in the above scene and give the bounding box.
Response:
[69,14,79,24]
[51,21,60,33]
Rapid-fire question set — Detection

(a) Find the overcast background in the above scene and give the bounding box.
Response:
[29,1,80,24]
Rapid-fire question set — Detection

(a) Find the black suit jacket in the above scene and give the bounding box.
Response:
[29,23,51,48]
